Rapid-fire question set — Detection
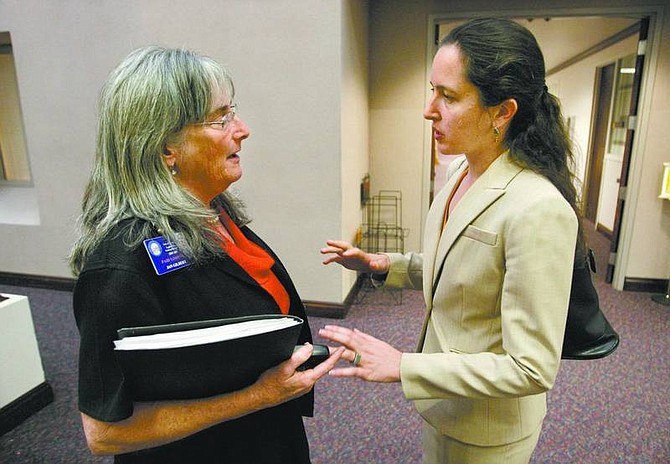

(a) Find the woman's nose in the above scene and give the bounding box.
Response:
[423,97,439,121]
[233,117,250,140]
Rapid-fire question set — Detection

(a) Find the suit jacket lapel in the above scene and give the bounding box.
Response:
[430,152,523,298]
[416,158,467,349]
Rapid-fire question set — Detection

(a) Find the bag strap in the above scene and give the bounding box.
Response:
[587,248,597,273]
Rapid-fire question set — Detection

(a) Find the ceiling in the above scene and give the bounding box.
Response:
[439,16,640,72]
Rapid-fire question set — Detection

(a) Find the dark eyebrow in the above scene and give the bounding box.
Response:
[430,82,456,94]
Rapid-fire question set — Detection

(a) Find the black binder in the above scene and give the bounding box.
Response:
[115,314,312,401]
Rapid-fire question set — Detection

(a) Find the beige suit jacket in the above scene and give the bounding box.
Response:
[386,152,578,446]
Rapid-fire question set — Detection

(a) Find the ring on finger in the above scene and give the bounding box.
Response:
[352,351,362,366]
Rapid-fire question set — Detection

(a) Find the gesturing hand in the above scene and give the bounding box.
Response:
[318,326,401,383]
[320,240,390,274]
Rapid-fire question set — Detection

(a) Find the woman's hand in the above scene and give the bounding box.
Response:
[320,240,390,274]
[251,344,345,408]
[318,326,401,383]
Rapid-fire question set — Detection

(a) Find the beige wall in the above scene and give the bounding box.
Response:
[369,0,670,289]
[0,0,347,302]
[339,0,370,299]
[369,1,430,253]
[626,9,670,280]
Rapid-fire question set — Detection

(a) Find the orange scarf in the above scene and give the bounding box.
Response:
[216,211,290,315]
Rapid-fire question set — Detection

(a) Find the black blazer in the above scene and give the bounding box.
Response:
[73,219,315,463]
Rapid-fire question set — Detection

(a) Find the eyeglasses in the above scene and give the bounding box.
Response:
[193,104,237,130]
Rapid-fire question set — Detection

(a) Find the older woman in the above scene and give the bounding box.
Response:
[320,18,580,463]
[69,46,342,463]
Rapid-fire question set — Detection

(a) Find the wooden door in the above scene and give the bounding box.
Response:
[585,63,615,223]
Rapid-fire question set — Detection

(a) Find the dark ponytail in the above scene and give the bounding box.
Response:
[510,89,578,208]
[442,18,583,252]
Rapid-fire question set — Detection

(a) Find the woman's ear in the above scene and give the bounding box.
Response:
[493,98,518,129]
[162,142,176,156]
[162,144,177,166]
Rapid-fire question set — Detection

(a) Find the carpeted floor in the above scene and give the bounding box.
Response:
[1,226,669,463]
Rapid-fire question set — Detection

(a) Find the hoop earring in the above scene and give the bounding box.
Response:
[493,126,500,143]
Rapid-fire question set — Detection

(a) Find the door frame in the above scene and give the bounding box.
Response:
[423,6,663,290]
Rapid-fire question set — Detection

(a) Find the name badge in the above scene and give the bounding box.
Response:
[143,236,190,275]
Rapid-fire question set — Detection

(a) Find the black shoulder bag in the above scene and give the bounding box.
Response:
[561,247,620,360]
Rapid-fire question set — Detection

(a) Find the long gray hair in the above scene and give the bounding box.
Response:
[69,46,248,275]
